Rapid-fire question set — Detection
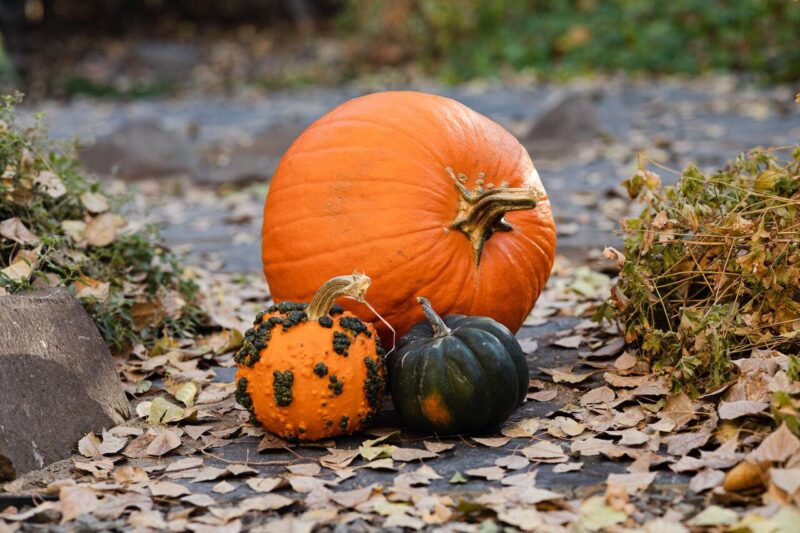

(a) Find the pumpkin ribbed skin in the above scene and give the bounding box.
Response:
[389,310,528,434]
[262,91,556,342]
[235,299,386,441]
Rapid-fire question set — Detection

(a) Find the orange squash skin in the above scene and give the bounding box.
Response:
[235,303,386,441]
[262,91,556,341]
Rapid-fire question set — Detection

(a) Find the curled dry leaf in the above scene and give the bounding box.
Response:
[718,400,769,420]
[747,423,800,463]
[603,247,626,267]
[548,367,592,384]
[472,436,511,448]
[78,432,102,458]
[464,466,506,481]
[85,213,125,247]
[607,472,657,495]
[522,440,568,462]
[286,463,321,476]
[391,447,438,462]
[553,462,583,473]
[501,417,540,438]
[769,467,800,495]
[212,481,237,494]
[33,170,66,198]
[690,469,726,493]
[59,485,100,523]
[149,481,190,498]
[724,461,767,492]
[80,191,110,214]
[495,454,529,470]
[581,386,615,405]
[0,217,39,245]
[246,477,284,493]
[145,427,181,457]
[423,441,455,454]
[528,389,558,402]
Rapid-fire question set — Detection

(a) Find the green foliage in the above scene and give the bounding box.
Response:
[342,0,800,82]
[0,94,202,352]
[609,147,800,393]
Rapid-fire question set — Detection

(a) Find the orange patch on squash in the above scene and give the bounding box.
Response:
[420,392,452,426]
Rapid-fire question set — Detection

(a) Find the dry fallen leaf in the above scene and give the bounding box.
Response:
[212,480,237,494]
[391,447,438,462]
[85,213,125,247]
[80,191,110,213]
[718,400,769,420]
[522,440,568,462]
[471,437,511,448]
[501,417,541,438]
[59,485,99,523]
[495,454,529,470]
[747,423,800,463]
[149,481,190,498]
[287,463,321,476]
[690,469,726,493]
[769,467,800,495]
[33,170,66,198]
[581,386,615,405]
[465,466,506,481]
[553,335,583,348]
[145,427,181,457]
[0,217,39,245]
[78,432,102,458]
[423,441,455,454]
[724,461,767,492]
[553,462,583,473]
[246,477,284,493]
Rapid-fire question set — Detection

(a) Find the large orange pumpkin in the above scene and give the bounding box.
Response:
[262,91,556,341]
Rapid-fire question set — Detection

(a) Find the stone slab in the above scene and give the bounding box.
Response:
[0,289,130,480]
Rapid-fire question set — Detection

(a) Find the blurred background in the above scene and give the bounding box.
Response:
[2,0,799,99]
[2,0,798,271]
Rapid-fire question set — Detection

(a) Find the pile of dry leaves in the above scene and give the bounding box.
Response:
[605,147,800,393]
[0,95,202,351]
[1,254,798,532]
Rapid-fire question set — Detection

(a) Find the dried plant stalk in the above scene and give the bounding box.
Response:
[606,147,800,392]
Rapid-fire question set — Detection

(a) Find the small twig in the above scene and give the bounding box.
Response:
[199,449,290,466]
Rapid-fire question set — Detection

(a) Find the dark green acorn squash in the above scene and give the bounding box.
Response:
[389,297,529,434]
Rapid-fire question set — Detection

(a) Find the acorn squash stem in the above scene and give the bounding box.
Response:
[416,297,451,338]
[307,273,372,320]
[448,167,541,265]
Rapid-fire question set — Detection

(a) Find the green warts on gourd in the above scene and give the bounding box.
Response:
[363,356,383,409]
[328,374,344,395]
[313,362,328,376]
[273,370,294,406]
[235,377,260,426]
[333,331,351,355]
[447,167,541,265]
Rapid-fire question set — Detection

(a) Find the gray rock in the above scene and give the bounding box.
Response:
[197,122,307,184]
[79,118,197,180]
[525,93,602,158]
[0,289,130,480]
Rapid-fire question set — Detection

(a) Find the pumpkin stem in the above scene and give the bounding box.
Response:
[447,167,541,265]
[306,273,372,320]
[416,297,451,338]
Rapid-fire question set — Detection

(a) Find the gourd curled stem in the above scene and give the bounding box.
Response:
[307,273,371,320]
[447,167,541,265]
[417,297,451,338]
